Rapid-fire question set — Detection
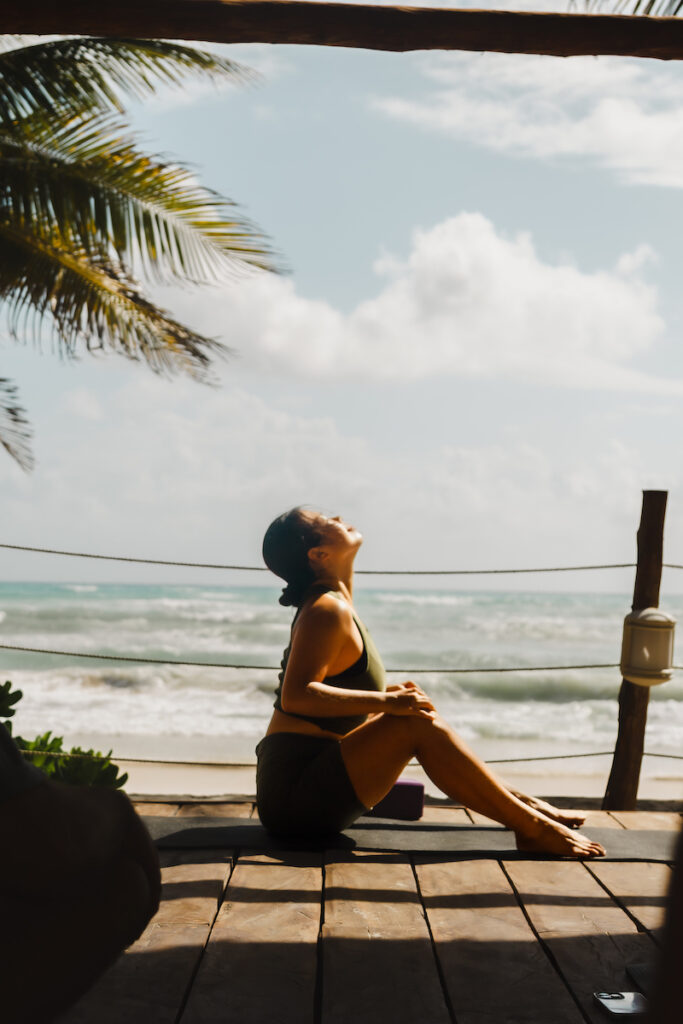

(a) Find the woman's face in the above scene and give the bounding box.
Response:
[305,511,363,557]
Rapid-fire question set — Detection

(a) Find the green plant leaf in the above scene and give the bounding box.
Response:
[0,113,277,282]
[0,36,255,124]
[0,222,228,380]
[0,380,34,471]
[55,746,128,788]
[581,0,683,14]
[0,35,279,470]
[15,731,64,775]
[0,680,24,719]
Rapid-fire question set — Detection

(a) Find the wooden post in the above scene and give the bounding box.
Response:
[602,490,668,810]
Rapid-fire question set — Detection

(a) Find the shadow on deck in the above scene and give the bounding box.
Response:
[57,800,681,1024]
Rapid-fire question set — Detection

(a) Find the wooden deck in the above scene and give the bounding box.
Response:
[58,801,680,1024]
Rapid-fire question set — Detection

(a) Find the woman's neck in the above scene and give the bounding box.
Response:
[314,570,353,602]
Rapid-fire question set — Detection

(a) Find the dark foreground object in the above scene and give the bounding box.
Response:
[144,815,677,861]
[0,783,160,1024]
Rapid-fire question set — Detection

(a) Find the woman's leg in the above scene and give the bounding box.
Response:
[339,713,604,857]
[507,789,585,829]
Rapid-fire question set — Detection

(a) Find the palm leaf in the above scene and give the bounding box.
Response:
[0,221,228,381]
[0,378,33,471]
[0,35,277,469]
[0,113,277,281]
[582,1,683,13]
[0,36,254,125]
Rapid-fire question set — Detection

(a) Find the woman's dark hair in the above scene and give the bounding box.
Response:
[262,507,324,607]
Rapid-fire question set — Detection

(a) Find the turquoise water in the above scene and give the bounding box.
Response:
[1,582,681,762]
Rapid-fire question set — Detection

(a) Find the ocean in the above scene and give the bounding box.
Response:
[1,582,682,783]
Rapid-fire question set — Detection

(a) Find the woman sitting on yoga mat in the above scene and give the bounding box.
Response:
[256,507,605,857]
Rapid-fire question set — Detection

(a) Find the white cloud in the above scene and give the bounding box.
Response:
[372,50,683,188]
[169,212,672,392]
[62,389,104,421]
[4,370,678,588]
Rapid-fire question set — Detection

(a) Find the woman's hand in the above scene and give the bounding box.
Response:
[386,680,429,695]
[384,681,435,719]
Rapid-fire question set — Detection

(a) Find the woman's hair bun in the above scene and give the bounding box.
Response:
[263,507,324,608]
[279,582,297,607]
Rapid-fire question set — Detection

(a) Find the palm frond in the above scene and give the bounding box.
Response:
[0,34,279,469]
[0,114,278,281]
[0,36,254,125]
[582,0,683,13]
[0,377,33,471]
[0,221,229,381]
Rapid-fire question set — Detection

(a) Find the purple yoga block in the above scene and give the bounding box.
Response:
[367,778,424,820]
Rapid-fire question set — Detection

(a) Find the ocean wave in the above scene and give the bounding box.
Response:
[4,625,284,661]
[156,597,260,624]
[9,667,271,739]
[460,613,620,644]
[376,592,475,608]
[455,674,622,703]
[2,583,680,760]
[6,664,681,755]
[81,673,140,690]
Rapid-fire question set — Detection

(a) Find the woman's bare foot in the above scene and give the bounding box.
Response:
[515,817,605,858]
[511,790,586,829]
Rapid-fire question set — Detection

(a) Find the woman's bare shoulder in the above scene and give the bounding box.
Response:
[297,591,353,630]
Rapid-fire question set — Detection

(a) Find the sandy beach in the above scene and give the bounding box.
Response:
[64,722,682,805]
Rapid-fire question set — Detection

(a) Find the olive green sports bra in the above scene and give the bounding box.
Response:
[273,596,386,735]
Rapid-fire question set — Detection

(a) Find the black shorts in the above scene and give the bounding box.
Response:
[255,733,366,839]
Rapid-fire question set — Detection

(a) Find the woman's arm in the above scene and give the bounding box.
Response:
[280,597,434,719]
[299,679,434,718]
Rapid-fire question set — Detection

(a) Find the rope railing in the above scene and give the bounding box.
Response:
[0,541,649,575]
[3,530,681,786]
[0,642,622,674]
[16,748,683,766]
[4,521,681,803]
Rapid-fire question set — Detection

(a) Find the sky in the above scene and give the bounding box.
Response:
[3,1,683,594]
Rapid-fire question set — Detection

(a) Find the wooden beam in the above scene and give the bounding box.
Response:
[4,2,683,61]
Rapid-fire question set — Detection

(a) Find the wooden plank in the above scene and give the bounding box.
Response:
[132,802,180,816]
[586,861,672,936]
[505,859,660,1023]
[466,808,502,825]
[181,851,321,1024]
[175,801,253,817]
[579,810,627,829]
[60,851,232,1024]
[420,804,471,825]
[322,851,450,1024]
[8,3,683,62]
[153,850,234,926]
[609,810,682,831]
[415,857,584,1024]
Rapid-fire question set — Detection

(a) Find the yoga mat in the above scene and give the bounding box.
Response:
[143,816,678,861]
[626,962,658,996]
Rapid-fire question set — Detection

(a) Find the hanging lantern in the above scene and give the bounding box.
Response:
[620,607,676,687]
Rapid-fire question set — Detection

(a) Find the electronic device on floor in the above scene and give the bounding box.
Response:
[593,992,648,1016]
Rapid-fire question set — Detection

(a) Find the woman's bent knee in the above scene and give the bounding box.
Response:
[376,712,422,751]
